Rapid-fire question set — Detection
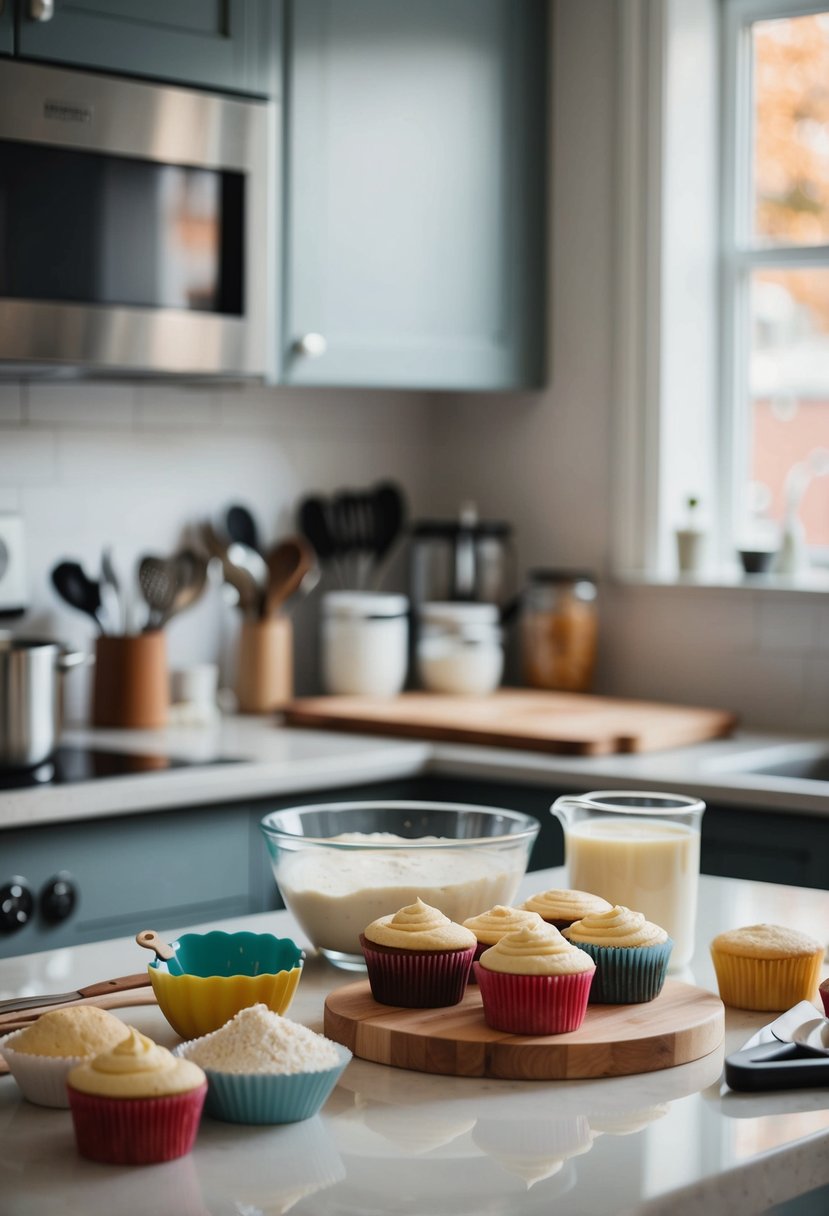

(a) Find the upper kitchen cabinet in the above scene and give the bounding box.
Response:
[284,0,547,391]
[15,0,280,97]
[0,1,13,55]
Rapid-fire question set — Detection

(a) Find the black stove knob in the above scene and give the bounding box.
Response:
[0,877,34,933]
[40,873,78,925]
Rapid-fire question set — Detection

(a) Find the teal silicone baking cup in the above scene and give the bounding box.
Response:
[174,1041,352,1125]
[569,939,673,1004]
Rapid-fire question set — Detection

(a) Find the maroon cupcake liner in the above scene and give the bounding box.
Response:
[359,935,475,1007]
[474,964,595,1035]
[67,1083,207,1165]
[467,941,489,984]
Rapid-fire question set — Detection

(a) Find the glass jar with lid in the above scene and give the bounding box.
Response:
[417,602,503,695]
[321,592,409,697]
[520,570,598,693]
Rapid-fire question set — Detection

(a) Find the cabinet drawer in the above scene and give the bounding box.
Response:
[0,806,253,958]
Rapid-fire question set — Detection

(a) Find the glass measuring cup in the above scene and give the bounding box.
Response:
[551,791,706,969]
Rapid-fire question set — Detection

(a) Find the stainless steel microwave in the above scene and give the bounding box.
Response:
[0,60,275,379]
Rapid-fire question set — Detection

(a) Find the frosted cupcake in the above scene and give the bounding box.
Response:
[564,906,672,1003]
[474,921,595,1034]
[360,898,476,1007]
[710,924,823,1012]
[521,889,612,931]
[463,905,545,979]
[66,1027,207,1164]
[0,1006,130,1108]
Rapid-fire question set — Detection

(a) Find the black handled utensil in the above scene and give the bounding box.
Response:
[225,504,261,555]
[724,1001,829,1091]
[51,561,107,634]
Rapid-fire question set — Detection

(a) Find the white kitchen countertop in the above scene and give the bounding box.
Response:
[1,715,828,831]
[2,867,829,1215]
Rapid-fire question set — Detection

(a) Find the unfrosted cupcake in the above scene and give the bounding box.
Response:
[463,905,545,979]
[710,924,823,1012]
[360,898,476,1007]
[474,921,595,1034]
[564,906,672,1004]
[0,1006,130,1108]
[521,889,612,931]
[66,1027,207,1164]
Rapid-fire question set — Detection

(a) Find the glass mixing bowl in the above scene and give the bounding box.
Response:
[259,801,540,970]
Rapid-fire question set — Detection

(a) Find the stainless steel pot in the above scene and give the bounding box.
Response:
[0,635,85,768]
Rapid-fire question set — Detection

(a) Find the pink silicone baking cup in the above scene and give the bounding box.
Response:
[359,936,475,1007]
[67,1082,207,1165]
[474,964,595,1035]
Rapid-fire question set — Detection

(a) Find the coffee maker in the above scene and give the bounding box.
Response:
[409,503,515,608]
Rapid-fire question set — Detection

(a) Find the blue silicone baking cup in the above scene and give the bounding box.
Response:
[174,1041,352,1124]
[569,939,673,1004]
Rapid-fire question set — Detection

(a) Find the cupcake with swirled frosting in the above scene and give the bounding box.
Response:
[66,1027,207,1164]
[520,888,612,931]
[474,921,595,1034]
[563,906,672,1004]
[360,898,477,1007]
[462,905,545,980]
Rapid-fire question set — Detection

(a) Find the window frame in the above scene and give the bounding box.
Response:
[611,0,829,589]
[720,0,829,565]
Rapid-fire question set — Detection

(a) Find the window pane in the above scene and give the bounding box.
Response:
[753,12,829,247]
[750,269,829,550]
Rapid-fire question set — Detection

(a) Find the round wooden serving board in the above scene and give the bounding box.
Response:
[324,979,724,1081]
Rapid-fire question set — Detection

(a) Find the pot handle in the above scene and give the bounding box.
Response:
[57,649,89,673]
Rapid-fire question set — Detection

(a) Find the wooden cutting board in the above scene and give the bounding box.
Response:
[324,979,724,1080]
[285,690,737,756]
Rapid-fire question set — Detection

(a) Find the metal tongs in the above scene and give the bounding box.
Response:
[724,1001,829,1091]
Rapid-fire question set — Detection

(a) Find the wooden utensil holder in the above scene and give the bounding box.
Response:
[92,632,169,729]
[236,616,293,713]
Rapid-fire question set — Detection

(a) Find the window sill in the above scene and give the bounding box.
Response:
[614,568,829,596]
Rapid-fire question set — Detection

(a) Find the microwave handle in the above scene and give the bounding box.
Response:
[29,0,55,20]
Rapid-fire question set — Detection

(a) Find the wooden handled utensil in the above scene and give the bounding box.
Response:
[265,536,316,616]
[135,929,178,964]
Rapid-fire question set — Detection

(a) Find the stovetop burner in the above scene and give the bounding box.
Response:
[0,746,242,790]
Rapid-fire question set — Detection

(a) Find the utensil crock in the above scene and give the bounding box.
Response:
[92,631,168,729]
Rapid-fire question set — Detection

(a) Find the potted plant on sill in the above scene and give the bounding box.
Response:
[675,496,706,575]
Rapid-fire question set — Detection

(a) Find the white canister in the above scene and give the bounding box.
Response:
[321,592,409,696]
[417,602,503,695]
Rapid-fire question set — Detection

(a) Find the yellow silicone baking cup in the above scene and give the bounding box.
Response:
[710,948,822,1012]
[150,967,303,1039]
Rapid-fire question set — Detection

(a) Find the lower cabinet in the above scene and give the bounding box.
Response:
[1,774,825,958]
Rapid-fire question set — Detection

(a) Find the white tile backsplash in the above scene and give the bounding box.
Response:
[134,384,221,430]
[3,379,433,721]
[2,371,827,733]
[27,382,134,429]
[0,430,58,486]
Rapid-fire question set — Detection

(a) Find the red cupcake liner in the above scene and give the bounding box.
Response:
[467,941,489,984]
[359,936,475,1007]
[474,964,594,1035]
[67,1083,207,1165]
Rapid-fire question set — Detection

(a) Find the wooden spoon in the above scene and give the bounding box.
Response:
[135,929,176,963]
[265,536,316,616]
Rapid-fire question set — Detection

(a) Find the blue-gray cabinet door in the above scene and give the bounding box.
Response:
[16,0,280,97]
[284,0,547,391]
[0,0,13,54]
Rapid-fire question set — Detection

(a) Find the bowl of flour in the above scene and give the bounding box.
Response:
[260,801,540,969]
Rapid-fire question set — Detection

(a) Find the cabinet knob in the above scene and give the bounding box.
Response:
[0,877,34,934]
[29,0,54,19]
[40,873,78,925]
[293,333,328,359]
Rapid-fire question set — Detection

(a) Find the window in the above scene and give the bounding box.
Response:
[723,1,829,567]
